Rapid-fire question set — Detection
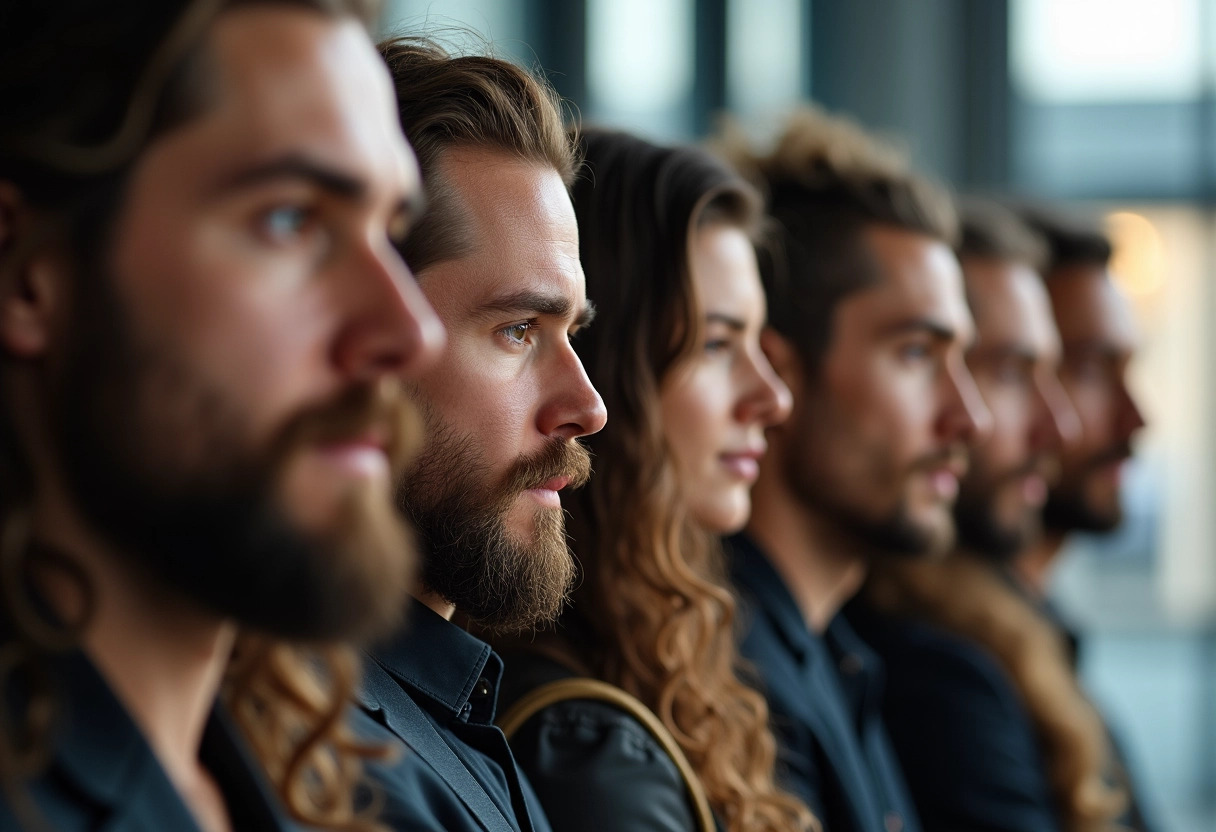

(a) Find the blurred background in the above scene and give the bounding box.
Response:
[379,2,1216,829]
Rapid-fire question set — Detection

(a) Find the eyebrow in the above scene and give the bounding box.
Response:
[883,316,978,351]
[212,153,426,219]
[475,290,597,327]
[705,312,747,331]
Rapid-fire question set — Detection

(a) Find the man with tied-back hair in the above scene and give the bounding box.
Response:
[0,1,444,831]
[721,109,991,832]
[353,39,605,832]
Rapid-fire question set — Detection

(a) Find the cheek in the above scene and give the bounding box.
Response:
[415,336,534,465]
[660,373,727,474]
[117,239,336,440]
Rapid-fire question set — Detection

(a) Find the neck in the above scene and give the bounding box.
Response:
[415,589,455,621]
[32,495,234,807]
[747,466,867,633]
[1013,532,1066,598]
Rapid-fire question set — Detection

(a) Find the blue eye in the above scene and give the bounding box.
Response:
[262,205,310,241]
[704,338,731,354]
[899,342,931,362]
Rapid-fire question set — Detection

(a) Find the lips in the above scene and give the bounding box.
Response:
[720,446,766,481]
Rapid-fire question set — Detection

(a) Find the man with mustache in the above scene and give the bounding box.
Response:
[845,200,1089,832]
[0,2,443,830]
[722,109,990,832]
[850,203,1158,832]
[353,39,606,832]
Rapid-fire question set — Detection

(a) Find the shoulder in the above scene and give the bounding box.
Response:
[350,706,471,832]
[507,691,699,832]
[853,617,1060,832]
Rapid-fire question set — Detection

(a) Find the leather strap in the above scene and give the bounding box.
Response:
[498,677,716,832]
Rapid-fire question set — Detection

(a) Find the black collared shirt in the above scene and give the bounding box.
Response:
[0,646,296,831]
[727,533,921,832]
[358,599,552,832]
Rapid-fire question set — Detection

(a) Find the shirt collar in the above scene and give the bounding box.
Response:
[367,598,503,722]
[727,533,819,664]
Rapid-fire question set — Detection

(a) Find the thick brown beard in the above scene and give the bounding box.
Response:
[51,267,421,645]
[400,421,590,635]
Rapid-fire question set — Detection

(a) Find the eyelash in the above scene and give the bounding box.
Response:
[500,320,536,345]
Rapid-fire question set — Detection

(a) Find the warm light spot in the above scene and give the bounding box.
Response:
[1106,211,1167,298]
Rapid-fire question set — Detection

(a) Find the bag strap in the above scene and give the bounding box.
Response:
[498,677,716,832]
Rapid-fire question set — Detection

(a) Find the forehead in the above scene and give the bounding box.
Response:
[1045,266,1138,354]
[689,224,764,315]
[963,257,1059,357]
[420,149,583,313]
[839,225,972,338]
[180,8,417,197]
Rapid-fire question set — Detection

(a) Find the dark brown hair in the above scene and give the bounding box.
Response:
[553,127,818,832]
[377,36,576,272]
[957,196,1049,271]
[720,107,958,373]
[1017,204,1113,273]
[0,3,389,830]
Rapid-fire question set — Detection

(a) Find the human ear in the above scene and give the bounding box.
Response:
[0,183,64,358]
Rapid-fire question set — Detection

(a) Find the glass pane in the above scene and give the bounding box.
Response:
[586,0,695,140]
[379,0,529,63]
[1010,0,1202,102]
[727,0,804,119]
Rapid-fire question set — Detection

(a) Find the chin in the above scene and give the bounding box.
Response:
[693,495,751,536]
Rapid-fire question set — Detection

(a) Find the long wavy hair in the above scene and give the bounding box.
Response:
[0,2,390,829]
[546,128,817,832]
[865,557,1129,832]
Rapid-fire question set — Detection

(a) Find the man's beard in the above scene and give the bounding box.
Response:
[953,461,1048,562]
[49,270,421,644]
[399,415,590,635]
[787,443,962,559]
[1041,443,1132,534]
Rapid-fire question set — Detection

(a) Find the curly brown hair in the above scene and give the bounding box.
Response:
[0,2,393,830]
[541,128,818,832]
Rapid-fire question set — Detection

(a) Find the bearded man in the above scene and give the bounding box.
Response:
[354,39,606,832]
[0,2,444,830]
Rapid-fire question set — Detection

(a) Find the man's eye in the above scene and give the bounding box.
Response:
[261,205,311,241]
[501,322,531,344]
[704,338,731,354]
[898,342,931,362]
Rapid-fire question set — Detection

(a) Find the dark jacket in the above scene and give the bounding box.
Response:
[727,533,921,832]
[496,650,720,832]
[844,572,1161,832]
[0,647,296,831]
[357,599,553,832]
[844,595,1062,832]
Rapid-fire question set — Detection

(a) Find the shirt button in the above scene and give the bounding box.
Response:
[473,677,492,698]
[884,811,903,832]
[839,653,864,675]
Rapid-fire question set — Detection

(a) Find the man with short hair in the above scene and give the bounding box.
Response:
[355,39,606,832]
[1015,207,1156,832]
[845,199,1088,832]
[0,2,443,829]
[723,109,990,832]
